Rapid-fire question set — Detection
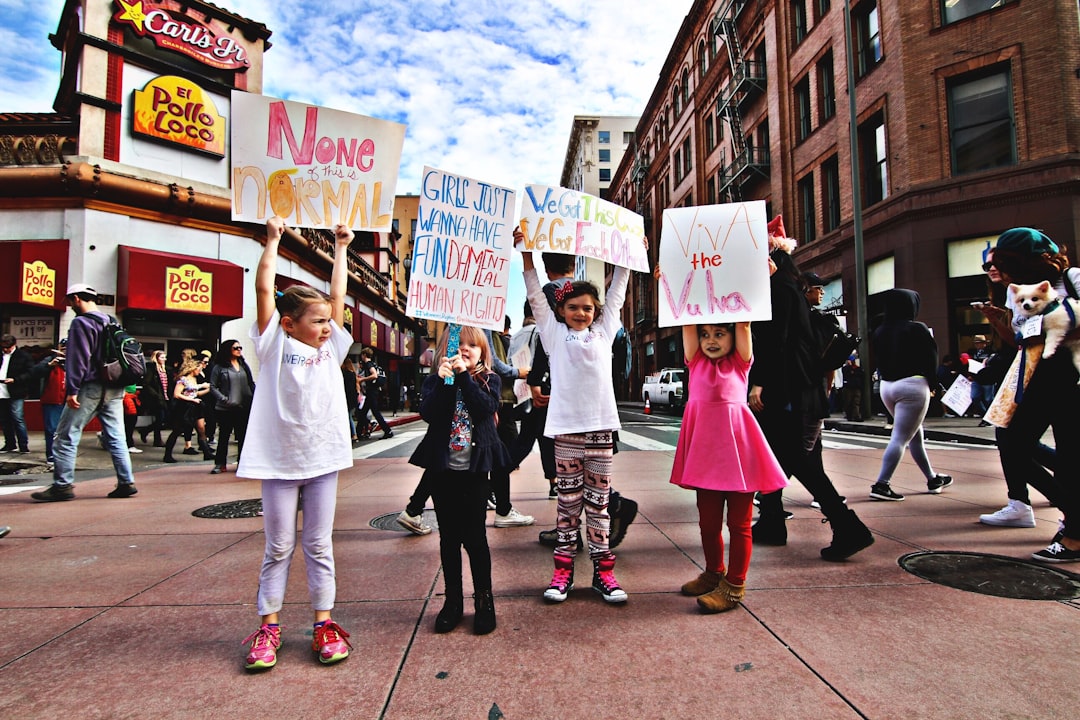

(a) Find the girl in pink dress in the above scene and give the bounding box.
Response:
[670,321,787,613]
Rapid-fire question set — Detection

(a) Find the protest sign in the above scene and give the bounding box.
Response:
[942,375,973,417]
[657,201,771,327]
[518,185,648,271]
[231,91,406,230]
[406,167,515,332]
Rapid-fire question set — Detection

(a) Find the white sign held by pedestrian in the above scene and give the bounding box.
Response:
[942,375,973,417]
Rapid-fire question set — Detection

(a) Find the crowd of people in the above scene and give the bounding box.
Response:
[10,218,1078,671]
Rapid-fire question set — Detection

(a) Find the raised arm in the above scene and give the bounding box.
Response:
[328,223,354,327]
[682,325,699,364]
[256,217,285,334]
[735,321,752,363]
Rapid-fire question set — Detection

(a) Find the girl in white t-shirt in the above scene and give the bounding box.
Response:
[516,227,644,605]
[240,217,355,671]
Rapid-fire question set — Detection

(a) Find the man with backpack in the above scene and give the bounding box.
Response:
[358,346,393,439]
[31,284,138,502]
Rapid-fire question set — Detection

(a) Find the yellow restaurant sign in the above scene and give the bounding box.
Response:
[21,260,56,307]
[166,263,213,313]
[133,76,226,156]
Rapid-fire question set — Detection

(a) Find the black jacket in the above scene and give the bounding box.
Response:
[4,347,35,399]
[209,361,255,411]
[408,369,510,474]
[872,289,938,384]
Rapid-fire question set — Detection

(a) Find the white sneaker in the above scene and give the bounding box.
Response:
[128,447,143,454]
[979,499,1036,528]
[396,510,432,536]
[494,508,535,527]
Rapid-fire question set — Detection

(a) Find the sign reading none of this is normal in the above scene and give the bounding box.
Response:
[657,201,772,327]
[519,185,648,271]
[406,167,515,331]
[231,92,406,231]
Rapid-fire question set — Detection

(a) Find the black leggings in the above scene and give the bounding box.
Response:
[756,406,848,522]
[431,470,491,599]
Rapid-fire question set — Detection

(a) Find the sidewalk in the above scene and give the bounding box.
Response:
[1,414,1078,719]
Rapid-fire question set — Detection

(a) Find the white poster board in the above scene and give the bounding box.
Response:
[231,91,406,230]
[942,375,973,417]
[405,166,515,331]
[657,201,772,327]
[518,184,648,271]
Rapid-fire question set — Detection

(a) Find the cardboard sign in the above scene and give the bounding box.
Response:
[518,184,648,271]
[406,167,515,331]
[657,201,772,327]
[231,92,405,230]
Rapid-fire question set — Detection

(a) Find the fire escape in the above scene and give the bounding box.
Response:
[714,0,769,202]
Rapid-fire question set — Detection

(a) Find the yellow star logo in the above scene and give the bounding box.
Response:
[116,0,147,33]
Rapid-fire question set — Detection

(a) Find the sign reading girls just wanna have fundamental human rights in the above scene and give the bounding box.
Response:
[518,185,649,271]
[230,92,406,231]
[657,201,772,327]
[406,167,516,331]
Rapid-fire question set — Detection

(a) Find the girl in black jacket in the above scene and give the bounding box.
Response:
[408,325,510,635]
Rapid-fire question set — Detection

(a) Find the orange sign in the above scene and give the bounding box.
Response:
[369,319,379,347]
[133,76,226,156]
[166,263,213,313]
[21,261,56,307]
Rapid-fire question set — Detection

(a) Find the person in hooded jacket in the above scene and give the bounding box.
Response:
[867,289,953,502]
[747,218,874,561]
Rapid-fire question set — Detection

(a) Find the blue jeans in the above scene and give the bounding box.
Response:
[0,397,28,450]
[52,382,134,488]
[41,403,64,461]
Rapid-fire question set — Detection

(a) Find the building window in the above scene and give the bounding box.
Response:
[682,68,691,108]
[623,131,634,145]
[795,75,812,141]
[674,149,683,183]
[682,137,692,178]
[599,168,611,182]
[817,51,835,121]
[599,149,611,163]
[705,113,715,152]
[798,173,816,243]
[947,65,1016,175]
[942,0,1015,25]
[822,155,840,232]
[793,0,808,45]
[707,176,716,205]
[854,1,883,78]
[598,130,610,143]
[673,86,682,117]
[859,110,888,205]
[716,105,725,141]
[698,39,708,78]
[817,0,831,18]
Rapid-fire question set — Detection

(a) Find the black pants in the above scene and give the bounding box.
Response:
[996,352,1080,538]
[490,402,518,515]
[431,469,492,599]
[756,406,848,522]
[214,406,250,467]
[362,392,391,435]
[511,404,556,480]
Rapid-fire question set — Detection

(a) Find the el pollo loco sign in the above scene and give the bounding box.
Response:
[133,76,225,155]
[166,263,213,312]
[113,0,250,70]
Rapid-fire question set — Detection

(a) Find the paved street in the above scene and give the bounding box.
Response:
[0,411,1077,719]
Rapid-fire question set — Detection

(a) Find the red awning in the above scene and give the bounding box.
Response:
[0,240,70,310]
[118,246,244,318]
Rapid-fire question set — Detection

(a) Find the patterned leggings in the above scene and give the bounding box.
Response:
[554,431,614,561]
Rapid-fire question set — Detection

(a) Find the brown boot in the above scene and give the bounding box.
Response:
[680,570,722,596]
[696,576,745,614]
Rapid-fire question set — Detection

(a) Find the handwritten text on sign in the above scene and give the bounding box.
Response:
[518,185,648,271]
[231,91,405,231]
[657,202,771,327]
[406,167,515,331]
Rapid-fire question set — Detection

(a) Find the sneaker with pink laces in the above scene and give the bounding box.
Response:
[592,556,628,603]
[312,620,352,664]
[543,557,575,602]
[243,624,281,670]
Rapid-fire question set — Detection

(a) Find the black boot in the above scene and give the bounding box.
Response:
[751,513,788,546]
[163,432,179,463]
[820,508,874,561]
[199,438,214,460]
[434,596,464,633]
[473,591,496,635]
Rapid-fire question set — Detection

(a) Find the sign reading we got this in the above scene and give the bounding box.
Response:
[657,201,772,328]
[231,92,406,231]
[518,185,648,271]
[406,167,515,332]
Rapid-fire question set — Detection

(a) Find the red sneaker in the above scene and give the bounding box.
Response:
[312,620,352,664]
[243,624,281,670]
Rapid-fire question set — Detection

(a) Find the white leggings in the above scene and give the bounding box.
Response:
[876,377,937,485]
[256,471,339,616]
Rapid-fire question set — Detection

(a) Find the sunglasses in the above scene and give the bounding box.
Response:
[982,261,996,272]
[232,346,242,351]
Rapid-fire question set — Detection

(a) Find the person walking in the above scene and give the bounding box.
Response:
[208,339,254,474]
[138,350,170,447]
[0,334,34,454]
[30,284,137,502]
[26,341,67,468]
[162,359,213,463]
[358,347,393,439]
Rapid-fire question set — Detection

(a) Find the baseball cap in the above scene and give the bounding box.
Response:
[66,282,97,297]
[801,272,825,288]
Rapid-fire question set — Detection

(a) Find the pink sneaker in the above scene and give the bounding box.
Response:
[243,624,281,670]
[312,620,352,664]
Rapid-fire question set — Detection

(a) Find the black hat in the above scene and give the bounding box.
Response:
[801,272,825,288]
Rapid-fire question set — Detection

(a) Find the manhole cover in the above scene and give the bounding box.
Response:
[899,551,1080,601]
[370,510,439,532]
[192,499,262,519]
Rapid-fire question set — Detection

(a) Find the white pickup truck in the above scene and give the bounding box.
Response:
[641,368,685,410]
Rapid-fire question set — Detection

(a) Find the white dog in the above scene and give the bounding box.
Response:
[1010,281,1080,379]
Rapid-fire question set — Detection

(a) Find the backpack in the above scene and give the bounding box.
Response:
[372,363,387,390]
[810,309,860,372]
[85,313,147,388]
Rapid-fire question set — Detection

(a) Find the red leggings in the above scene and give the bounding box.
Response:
[696,490,754,586]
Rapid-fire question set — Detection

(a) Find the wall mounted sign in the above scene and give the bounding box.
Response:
[113,0,250,70]
[132,76,226,156]
[21,260,57,307]
[165,263,214,313]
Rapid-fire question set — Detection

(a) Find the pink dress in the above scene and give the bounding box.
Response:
[669,349,788,493]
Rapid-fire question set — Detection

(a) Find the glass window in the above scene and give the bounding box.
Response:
[598,130,610,144]
[674,149,683,183]
[817,0,831,18]
[599,149,611,163]
[698,40,707,78]
[796,75,812,141]
[854,1,883,78]
[682,68,691,108]
[942,0,1015,25]
[623,131,634,144]
[682,137,692,177]
[817,51,835,121]
[793,0,808,45]
[799,173,816,243]
[599,168,611,182]
[947,65,1015,174]
[705,114,715,152]
[822,155,841,232]
[673,86,682,117]
[859,111,888,205]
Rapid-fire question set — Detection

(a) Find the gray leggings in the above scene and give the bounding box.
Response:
[876,377,937,485]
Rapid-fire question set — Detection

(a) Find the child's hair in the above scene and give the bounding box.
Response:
[177,358,202,378]
[434,325,492,377]
[276,285,329,320]
[554,281,603,320]
[542,253,576,276]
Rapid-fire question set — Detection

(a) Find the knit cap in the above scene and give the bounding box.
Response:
[995,227,1058,256]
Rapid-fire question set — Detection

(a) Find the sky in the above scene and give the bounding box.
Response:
[0,0,694,329]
